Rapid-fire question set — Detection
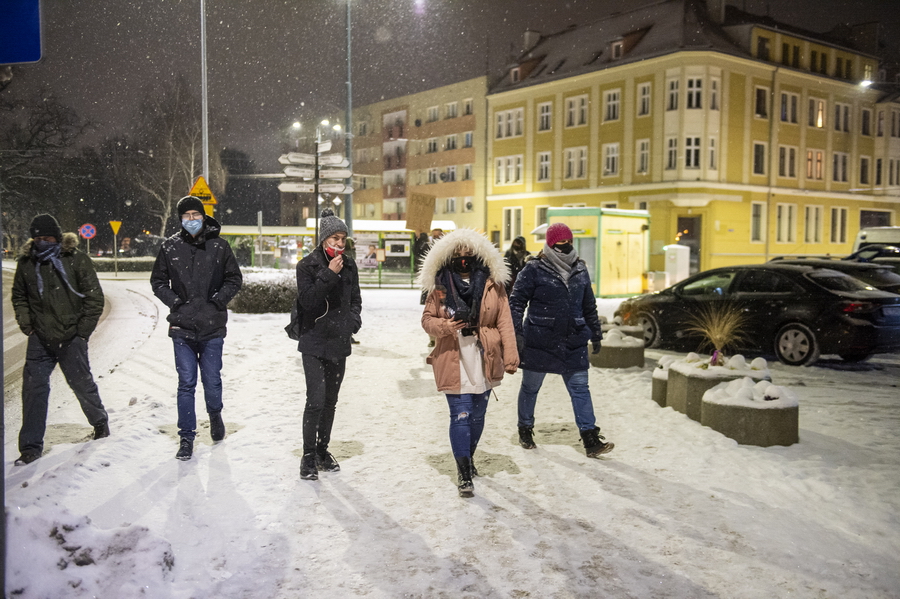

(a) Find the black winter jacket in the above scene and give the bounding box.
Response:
[12,233,104,344]
[150,216,243,342]
[295,246,362,360]
[509,255,602,374]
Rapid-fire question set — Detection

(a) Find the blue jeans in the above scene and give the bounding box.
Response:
[446,391,490,458]
[173,337,224,440]
[517,369,597,431]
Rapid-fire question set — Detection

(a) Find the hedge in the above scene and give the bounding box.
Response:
[230,277,295,314]
[90,257,156,272]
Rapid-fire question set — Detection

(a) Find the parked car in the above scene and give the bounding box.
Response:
[615,264,900,366]
[844,244,900,262]
[769,257,900,294]
[852,226,900,252]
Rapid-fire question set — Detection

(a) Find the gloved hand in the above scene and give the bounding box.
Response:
[591,340,601,354]
[516,334,525,355]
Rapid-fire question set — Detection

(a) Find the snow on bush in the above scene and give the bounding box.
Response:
[7,507,174,598]
[601,327,644,348]
[669,353,770,380]
[703,377,799,409]
[652,354,678,380]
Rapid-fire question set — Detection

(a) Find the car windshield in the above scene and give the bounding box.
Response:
[807,271,874,292]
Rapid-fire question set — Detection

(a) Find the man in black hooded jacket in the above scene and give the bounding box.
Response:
[151,196,242,460]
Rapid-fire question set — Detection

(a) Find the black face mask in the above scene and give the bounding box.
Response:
[451,256,474,274]
[553,242,574,255]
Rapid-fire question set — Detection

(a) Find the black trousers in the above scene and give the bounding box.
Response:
[301,353,346,455]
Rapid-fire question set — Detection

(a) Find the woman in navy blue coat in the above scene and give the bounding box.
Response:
[508,222,614,458]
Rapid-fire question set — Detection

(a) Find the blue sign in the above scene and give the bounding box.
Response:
[0,0,42,65]
[79,224,96,240]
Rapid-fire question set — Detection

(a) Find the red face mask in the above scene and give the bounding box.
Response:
[324,244,344,258]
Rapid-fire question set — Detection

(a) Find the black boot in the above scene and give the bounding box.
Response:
[300,453,318,480]
[580,427,614,458]
[455,455,474,498]
[175,438,193,461]
[93,420,110,440]
[518,426,536,449]
[209,411,225,442]
[315,449,340,472]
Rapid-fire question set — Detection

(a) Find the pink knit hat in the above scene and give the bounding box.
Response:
[545,222,573,247]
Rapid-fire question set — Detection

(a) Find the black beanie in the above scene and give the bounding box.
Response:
[30,214,62,241]
[176,195,206,217]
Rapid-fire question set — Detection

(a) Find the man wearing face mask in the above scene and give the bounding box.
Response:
[151,196,243,460]
[12,214,109,465]
[294,208,362,481]
[509,222,614,458]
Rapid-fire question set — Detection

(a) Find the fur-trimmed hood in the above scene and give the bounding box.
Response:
[19,232,80,259]
[417,228,510,293]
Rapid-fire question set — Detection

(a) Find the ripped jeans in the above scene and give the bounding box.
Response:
[445,391,491,458]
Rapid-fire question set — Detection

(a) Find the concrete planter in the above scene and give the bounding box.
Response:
[651,375,667,407]
[701,401,799,447]
[601,324,644,340]
[666,362,770,422]
[590,345,645,368]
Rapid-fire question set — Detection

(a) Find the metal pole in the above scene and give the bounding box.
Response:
[1,181,7,595]
[315,126,321,246]
[200,0,210,181]
[344,0,353,235]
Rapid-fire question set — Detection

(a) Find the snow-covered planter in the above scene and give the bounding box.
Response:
[701,378,799,447]
[589,328,645,369]
[666,353,771,422]
[651,355,678,407]
[601,323,644,340]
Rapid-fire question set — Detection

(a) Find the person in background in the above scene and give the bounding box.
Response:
[151,196,243,461]
[419,228,519,498]
[12,214,109,465]
[509,222,614,458]
[503,235,531,294]
[294,209,362,481]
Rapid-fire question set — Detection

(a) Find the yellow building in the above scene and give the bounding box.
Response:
[486,0,899,274]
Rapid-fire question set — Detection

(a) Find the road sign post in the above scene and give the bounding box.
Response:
[109,220,122,276]
[79,223,97,257]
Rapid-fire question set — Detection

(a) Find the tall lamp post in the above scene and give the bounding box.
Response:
[344,0,353,236]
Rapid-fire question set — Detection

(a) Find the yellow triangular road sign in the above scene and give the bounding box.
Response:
[189,176,217,204]
[109,220,122,235]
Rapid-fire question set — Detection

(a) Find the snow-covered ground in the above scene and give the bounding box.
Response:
[4,271,900,598]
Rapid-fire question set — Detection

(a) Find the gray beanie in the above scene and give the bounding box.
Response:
[319,208,348,242]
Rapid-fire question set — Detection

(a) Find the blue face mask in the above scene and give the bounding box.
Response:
[182,218,203,236]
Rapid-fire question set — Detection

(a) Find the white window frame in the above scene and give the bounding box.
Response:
[444,197,457,213]
[603,143,620,176]
[780,92,798,123]
[667,79,679,111]
[804,205,823,243]
[538,102,552,131]
[503,207,523,244]
[752,142,767,175]
[495,108,524,139]
[778,146,798,178]
[861,109,872,136]
[445,102,458,119]
[495,155,523,185]
[834,102,850,132]
[636,139,650,174]
[751,201,767,243]
[685,137,701,169]
[445,134,457,150]
[564,147,588,179]
[830,207,848,243]
[638,82,651,116]
[427,138,438,153]
[860,156,871,185]
[710,77,720,110]
[687,77,702,109]
[709,137,717,170]
[537,151,551,182]
[534,206,549,240]
[463,131,473,147]
[427,106,439,122]
[604,89,621,121]
[807,149,824,180]
[833,152,849,182]
[427,168,439,184]
[463,98,473,116]
[776,203,797,243]
[808,97,825,128]
[565,94,588,127]
[754,86,769,118]
[666,137,678,170]
[445,165,457,182]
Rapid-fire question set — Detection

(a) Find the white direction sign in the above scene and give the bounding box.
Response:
[316,140,332,153]
[319,168,353,179]
[286,152,317,165]
[319,183,354,194]
[319,154,350,167]
[278,154,292,165]
[283,166,316,178]
[278,181,316,193]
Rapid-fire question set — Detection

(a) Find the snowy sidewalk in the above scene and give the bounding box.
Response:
[4,284,900,598]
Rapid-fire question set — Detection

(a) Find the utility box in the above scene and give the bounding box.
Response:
[664,244,690,285]
[647,271,670,292]
[547,207,650,297]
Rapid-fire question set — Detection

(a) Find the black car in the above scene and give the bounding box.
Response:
[615,264,900,366]
[769,257,900,294]
[844,244,900,262]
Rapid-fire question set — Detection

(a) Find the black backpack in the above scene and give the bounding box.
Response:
[284,296,302,341]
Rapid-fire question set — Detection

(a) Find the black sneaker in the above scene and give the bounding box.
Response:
[315,451,340,472]
[93,420,110,440]
[175,438,193,461]
[300,453,318,480]
[209,411,225,442]
[14,451,41,466]
[518,426,537,449]
[580,427,614,458]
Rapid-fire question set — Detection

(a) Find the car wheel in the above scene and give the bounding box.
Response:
[637,312,661,348]
[838,352,874,363]
[774,323,820,366]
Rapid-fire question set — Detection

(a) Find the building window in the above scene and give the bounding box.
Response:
[445,135,457,151]
[830,207,848,243]
[751,202,766,242]
[861,109,872,136]
[752,143,766,175]
[358,122,368,136]
[780,92,798,123]
[809,98,825,128]
[810,50,818,71]
[444,166,457,182]
[495,108,524,138]
[819,53,828,74]
[463,98,473,116]
[603,143,620,176]
[687,78,702,109]
[427,168,438,184]
[860,157,870,185]
[637,201,648,211]
[666,137,678,170]
[426,138,438,153]
[510,67,520,83]
[685,137,701,168]
[835,57,844,78]
[463,131,473,148]
[537,152,551,182]
[611,40,624,59]
[776,203,797,243]
[444,197,457,213]
[638,83,651,116]
[503,207,522,244]
[494,156,523,185]
[792,45,801,68]
[604,89,621,121]
[754,87,768,118]
[427,106,439,122]
[807,150,824,180]
[782,42,791,65]
[805,205,823,243]
[709,138,717,170]
[563,147,588,179]
[636,139,650,174]
[832,152,848,182]
[778,146,797,178]
[876,158,883,186]
[538,102,552,131]
[445,102,458,119]
[877,110,884,136]
[667,79,679,111]
[462,164,472,181]
[834,103,850,132]
[710,78,720,110]
[757,36,770,60]
[565,94,588,127]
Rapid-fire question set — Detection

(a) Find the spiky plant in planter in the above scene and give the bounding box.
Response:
[684,301,750,367]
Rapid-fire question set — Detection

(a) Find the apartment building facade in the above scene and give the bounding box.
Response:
[486,0,900,273]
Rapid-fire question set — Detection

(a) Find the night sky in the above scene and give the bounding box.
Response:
[10,0,900,170]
